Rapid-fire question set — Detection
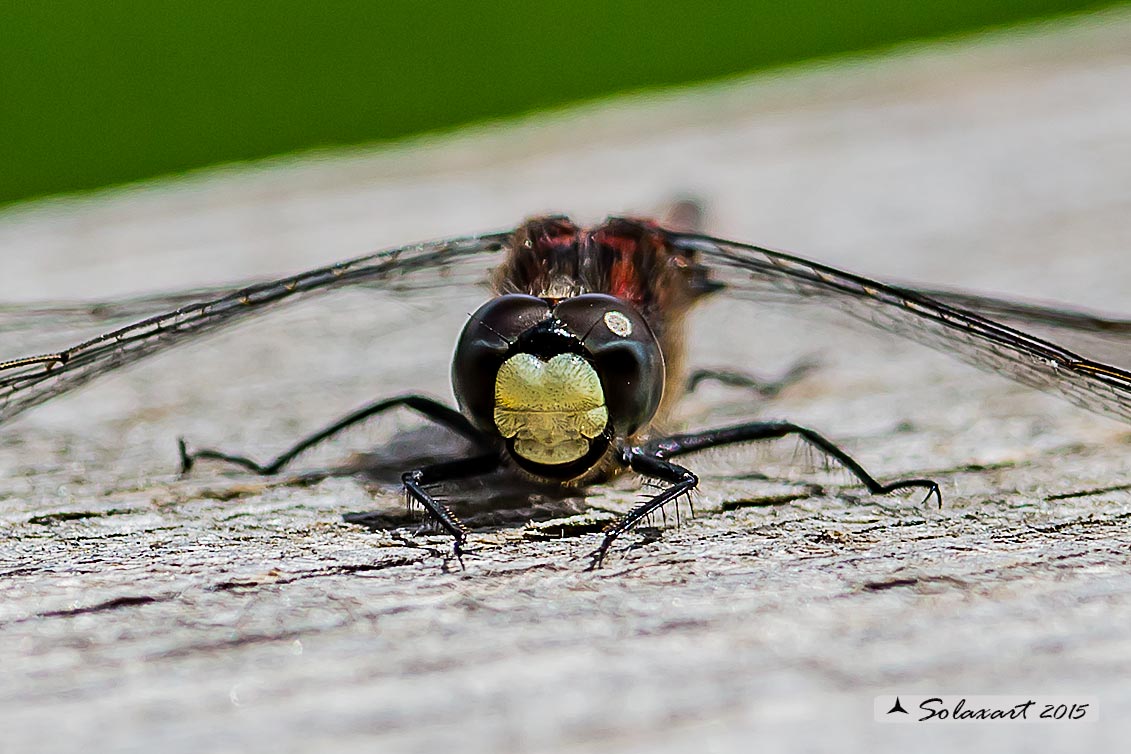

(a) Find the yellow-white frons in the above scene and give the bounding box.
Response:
[493,353,608,465]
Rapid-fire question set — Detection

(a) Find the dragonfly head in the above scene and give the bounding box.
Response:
[453,293,664,479]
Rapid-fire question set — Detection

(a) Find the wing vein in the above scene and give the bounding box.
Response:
[0,232,509,423]
[677,233,1131,424]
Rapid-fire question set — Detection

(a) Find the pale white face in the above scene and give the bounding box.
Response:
[492,352,608,465]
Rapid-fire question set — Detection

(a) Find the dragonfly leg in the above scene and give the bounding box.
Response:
[589,420,941,568]
[179,394,487,476]
[588,450,698,569]
[402,452,503,565]
[645,420,941,505]
[685,358,818,399]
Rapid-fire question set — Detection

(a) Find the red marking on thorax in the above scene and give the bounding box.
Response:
[596,228,646,306]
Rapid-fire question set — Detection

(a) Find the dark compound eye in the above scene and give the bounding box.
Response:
[553,294,665,436]
[452,294,551,433]
[452,293,665,466]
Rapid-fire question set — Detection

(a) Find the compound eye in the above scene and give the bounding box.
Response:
[466,294,553,344]
[553,295,664,435]
[452,295,551,432]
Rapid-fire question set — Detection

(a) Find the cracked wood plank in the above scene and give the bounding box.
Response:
[2,13,1131,754]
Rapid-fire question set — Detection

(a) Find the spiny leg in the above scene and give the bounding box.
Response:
[589,420,941,568]
[588,450,698,569]
[685,358,818,399]
[179,394,487,476]
[401,452,502,564]
[644,420,941,505]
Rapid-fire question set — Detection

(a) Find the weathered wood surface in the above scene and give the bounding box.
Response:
[3,14,1131,753]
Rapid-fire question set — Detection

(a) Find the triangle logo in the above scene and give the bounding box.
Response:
[887,697,909,715]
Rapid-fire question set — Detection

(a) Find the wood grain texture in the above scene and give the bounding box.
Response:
[2,13,1131,753]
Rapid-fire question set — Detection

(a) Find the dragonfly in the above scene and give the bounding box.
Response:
[3,208,1131,567]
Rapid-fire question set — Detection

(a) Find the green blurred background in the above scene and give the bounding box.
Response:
[0,1,1120,206]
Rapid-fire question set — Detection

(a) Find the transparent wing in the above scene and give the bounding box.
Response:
[0,255,507,336]
[0,231,510,424]
[0,289,237,335]
[674,232,1131,425]
[903,286,1131,373]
